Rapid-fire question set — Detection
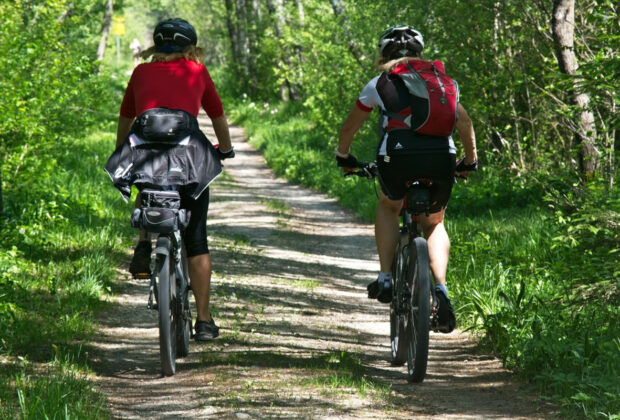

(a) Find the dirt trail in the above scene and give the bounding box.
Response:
[90,115,556,419]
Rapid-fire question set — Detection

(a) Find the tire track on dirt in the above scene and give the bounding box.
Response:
[90,115,556,419]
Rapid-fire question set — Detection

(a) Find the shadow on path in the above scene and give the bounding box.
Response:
[89,115,557,419]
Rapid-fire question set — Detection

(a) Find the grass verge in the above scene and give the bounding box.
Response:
[0,126,131,418]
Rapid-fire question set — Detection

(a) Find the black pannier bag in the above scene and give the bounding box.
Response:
[131,189,189,233]
[133,108,199,143]
[139,189,182,209]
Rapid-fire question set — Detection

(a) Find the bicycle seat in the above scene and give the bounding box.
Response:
[404,179,432,215]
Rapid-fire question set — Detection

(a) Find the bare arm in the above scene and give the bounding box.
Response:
[211,114,233,151]
[455,103,477,164]
[337,105,371,156]
[116,116,134,148]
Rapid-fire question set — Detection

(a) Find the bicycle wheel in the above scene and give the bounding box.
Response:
[390,231,408,366]
[176,245,191,358]
[155,238,177,376]
[406,236,431,383]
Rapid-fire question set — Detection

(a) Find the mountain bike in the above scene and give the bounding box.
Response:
[349,162,442,383]
[131,188,192,376]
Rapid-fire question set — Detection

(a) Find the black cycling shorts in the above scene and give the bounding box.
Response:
[180,187,210,257]
[377,152,456,213]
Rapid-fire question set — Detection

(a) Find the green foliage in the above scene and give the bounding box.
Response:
[0,1,115,152]
[448,175,619,419]
[0,130,123,419]
[0,1,129,417]
[1,127,130,352]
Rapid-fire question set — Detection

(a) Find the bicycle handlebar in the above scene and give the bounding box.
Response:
[344,162,378,179]
[343,160,471,181]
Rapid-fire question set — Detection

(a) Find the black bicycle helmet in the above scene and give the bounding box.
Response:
[378,25,424,59]
[153,18,197,53]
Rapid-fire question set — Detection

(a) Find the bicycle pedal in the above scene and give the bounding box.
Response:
[132,272,151,279]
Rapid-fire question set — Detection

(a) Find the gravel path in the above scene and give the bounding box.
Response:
[90,115,556,419]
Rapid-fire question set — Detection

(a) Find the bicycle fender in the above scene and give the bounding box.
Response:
[152,236,171,256]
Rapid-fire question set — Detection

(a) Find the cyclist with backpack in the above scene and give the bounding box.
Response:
[114,18,235,341]
[335,26,478,333]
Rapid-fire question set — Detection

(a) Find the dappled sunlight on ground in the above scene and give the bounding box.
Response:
[88,114,557,419]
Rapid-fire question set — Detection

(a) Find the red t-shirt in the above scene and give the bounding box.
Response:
[119,58,224,119]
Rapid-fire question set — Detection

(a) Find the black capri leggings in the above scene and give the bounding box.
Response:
[180,187,210,257]
[377,152,456,214]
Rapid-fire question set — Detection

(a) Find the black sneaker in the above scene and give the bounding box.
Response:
[434,289,456,333]
[129,240,151,278]
[367,279,392,303]
[195,318,219,341]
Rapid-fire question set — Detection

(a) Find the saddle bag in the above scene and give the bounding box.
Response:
[131,189,189,233]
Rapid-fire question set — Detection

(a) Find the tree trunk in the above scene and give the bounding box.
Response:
[266,0,295,101]
[294,0,305,26]
[329,0,345,16]
[224,0,240,63]
[266,0,284,36]
[236,0,250,72]
[225,0,253,91]
[96,0,113,62]
[552,0,599,175]
[328,0,363,64]
[245,0,260,92]
[252,0,261,22]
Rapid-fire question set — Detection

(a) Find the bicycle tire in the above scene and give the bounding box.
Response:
[390,231,409,366]
[406,237,431,383]
[176,245,191,358]
[156,239,177,376]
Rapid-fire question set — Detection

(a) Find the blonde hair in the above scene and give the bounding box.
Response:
[375,54,423,73]
[139,45,205,64]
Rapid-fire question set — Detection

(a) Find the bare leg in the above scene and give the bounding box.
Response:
[375,191,403,272]
[188,253,213,322]
[419,210,450,286]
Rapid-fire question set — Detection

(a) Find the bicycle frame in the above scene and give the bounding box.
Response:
[397,187,440,324]
[147,231,191,319]
[132,187,193,375]
[349,162,441,382]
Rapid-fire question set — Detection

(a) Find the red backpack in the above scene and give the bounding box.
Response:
[378,59,459,137]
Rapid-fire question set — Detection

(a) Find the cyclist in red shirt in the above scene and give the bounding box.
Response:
[116,18,234,341]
